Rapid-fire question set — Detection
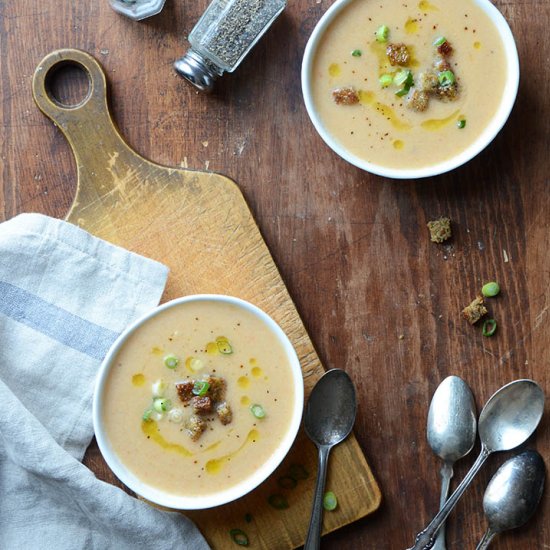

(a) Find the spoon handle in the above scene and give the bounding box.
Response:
[407,447,491,550]
[475,528,497,550]
[431,461,454,550]
[304,445,331,550]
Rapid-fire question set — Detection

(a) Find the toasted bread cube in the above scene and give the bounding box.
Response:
[427,217,452,243]
[216,401,233,425]
[186,415,206,441]
[462,296,488,325]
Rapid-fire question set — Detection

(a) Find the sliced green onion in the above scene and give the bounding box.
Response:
[250,404,266,419]
[167,408,184,423]
[482,281,500,297]
[482,319,498,337]
[152,379,167,397]
[351,49,362,57]
[278,476,298,489]
[379,74,393,87]
[186,356,204,372]
[153,397,172,412]
[192,380,210,397]
[267,494,289,510]
[376,24,389,42]
[142,409,154,422]
[394,70,414,96]
[438,70,455,87]
[216,337,233,355]
[229,528,249,546]
[323,491,338,511]
[289,463,310,480]
[433,36,447,46]
[457,119,466,129]
[163,353,179,369]
[393,70,413,87]
[244,513,253,523]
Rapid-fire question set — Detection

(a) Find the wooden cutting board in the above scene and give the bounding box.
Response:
[32,49,381,549]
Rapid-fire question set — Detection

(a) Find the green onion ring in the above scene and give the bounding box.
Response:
[482,319,497,337]
[229,528,249,546]
[268,494,289,510]
[323,491,338,511]
[289,463,309,480]
[278,476,298,490]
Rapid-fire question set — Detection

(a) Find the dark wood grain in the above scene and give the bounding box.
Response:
[1,1,549,549]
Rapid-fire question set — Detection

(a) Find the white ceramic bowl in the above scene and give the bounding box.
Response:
[301,0,520,179]
[93,294,304,510]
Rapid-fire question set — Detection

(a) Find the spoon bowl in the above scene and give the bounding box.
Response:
[428,376,477,462]
[479,381,545,452]
[476,450,545,549]
[304,369,357,550]
[427,376,477,550]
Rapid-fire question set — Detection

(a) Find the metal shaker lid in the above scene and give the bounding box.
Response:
[174,50,217,93]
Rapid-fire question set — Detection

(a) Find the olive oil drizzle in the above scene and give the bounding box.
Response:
[205,429,260,474]
[142,420,193,457]
[421,109,460,130]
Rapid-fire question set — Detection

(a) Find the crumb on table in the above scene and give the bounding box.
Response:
[427,217,452,243]
[462,296,488,324]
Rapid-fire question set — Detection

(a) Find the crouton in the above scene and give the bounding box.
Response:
[332,87,359,105]
[192,396,212,414]
[437,41,453,56]
[462,296,488,325]
[204,375,226,402]
[176,380,194,403]
[435,83,459,102]
[433,55,451,73]
[386,43,410,66]
[186,415,207,441]
[407,89,430,112]
[216,401,233,425]
[427,217,452,243]
[416,71,439,93]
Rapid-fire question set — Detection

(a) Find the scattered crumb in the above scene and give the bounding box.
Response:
[503,249,509,263]
[462,296,488,324]
[398,334,405,340]
[202,141,209,147]
[427,217,452,243]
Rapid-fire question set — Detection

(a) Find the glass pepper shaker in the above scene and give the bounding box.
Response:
[174,0,286,92]
[109,0,166,21]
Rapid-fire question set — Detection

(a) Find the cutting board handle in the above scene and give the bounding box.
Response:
[32,49,151,219]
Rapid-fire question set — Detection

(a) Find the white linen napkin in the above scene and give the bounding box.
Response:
[0,213,210,550]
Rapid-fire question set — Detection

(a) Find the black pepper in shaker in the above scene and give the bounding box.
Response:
[174,0,286,92]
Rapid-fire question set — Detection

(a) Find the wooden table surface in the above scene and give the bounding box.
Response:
[1,1,548,549]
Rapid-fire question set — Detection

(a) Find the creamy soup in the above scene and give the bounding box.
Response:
[102,300,296,497]
[311,0,508,170]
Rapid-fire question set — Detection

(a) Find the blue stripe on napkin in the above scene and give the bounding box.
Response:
[0,281,119,361]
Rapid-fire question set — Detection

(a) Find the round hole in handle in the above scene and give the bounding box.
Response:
[44,61,92,109]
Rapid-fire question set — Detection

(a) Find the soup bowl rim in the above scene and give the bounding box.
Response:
[301,0,520,179]
[93,293,304,510]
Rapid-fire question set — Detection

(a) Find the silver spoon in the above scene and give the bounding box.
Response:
[476,449,545,549]
[304,369,357,550]
[408,379,545,550]
[427,376,477,550]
